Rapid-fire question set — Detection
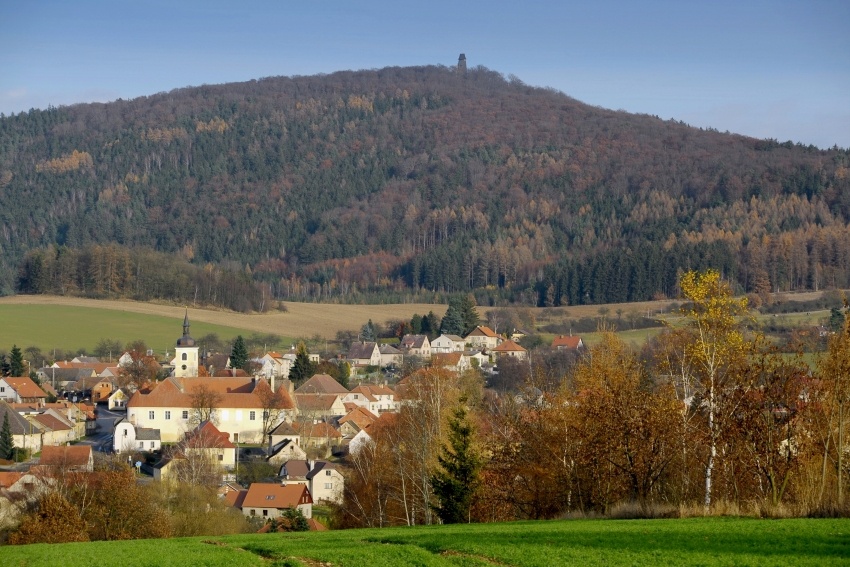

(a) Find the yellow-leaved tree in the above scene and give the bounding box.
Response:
[677,270,750,509]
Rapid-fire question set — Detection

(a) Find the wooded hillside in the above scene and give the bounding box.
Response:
[2,64,848,309]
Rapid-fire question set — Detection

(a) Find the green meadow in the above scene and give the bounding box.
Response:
[3,517,848,566]
[0,304,272,357]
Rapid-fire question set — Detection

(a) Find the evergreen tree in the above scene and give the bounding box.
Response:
[0,354,9,377]
[459,294,480,336]
[230,335,249,371]
[829,307,846,334]
[410,314,423,334]
[0,412,14,460]
[360,320,376,342]
[422,311,441,338]
[289,342,315,386]
[440,301,465,336]
[9,345,26,376]
[431,402,480,524]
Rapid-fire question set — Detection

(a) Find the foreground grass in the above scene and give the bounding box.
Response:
[4,518,849,566]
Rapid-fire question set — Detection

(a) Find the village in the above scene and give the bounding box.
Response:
[0,309,582,533]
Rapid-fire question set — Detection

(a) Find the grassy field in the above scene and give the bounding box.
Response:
[0,296,446,354]
[3,517,848,566]
[0,294,839,356]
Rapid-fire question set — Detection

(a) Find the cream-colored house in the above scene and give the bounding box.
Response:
[342,384,398,414]
[492,339,528,361]
[126,376,294,443]
[464,326,502,350]
[237,483,313,520]
[279,460,344,504]
[399,334,431,358]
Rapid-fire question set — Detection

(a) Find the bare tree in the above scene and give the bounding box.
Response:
[189,384,222,426]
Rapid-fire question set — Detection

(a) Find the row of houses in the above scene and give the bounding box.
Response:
[345,326,535,371]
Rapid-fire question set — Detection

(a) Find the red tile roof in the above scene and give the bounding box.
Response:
[493,339,527,353]
[339,406,378,430]
[39,445,92,467]
[4,377,47,399]
[127,376,291,410]
[552,335,583,349]
[432,352,464,367]
[241,483,312,509]
[184,421,235,448]
[466,326,499,338]
[296,374,349,395]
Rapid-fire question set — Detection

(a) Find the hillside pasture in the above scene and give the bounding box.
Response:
[2,517,847,566]
[0,296,447,352]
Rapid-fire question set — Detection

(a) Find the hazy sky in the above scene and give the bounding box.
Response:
[2,0,848,148]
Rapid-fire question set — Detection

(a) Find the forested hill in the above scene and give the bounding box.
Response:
[2,64,849,309]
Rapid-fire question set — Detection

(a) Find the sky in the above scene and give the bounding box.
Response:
[1,0,848,149]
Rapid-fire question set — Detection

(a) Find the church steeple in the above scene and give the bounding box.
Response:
[177,308,196,347]
[174,308,199,377]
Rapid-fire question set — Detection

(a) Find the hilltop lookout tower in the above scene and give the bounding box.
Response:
[457,53,467,74]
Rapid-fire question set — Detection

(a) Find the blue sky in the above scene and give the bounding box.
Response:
[2,0,848,148]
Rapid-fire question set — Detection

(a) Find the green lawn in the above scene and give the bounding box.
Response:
[0,304,266,356]
[3,517,848,566]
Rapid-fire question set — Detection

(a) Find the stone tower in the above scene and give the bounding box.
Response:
[174,309,199,377]
[457,53,467,74]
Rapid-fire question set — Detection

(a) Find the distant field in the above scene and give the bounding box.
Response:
[0,294,837,355]
[2,517,847,566]
[0,296,447,353]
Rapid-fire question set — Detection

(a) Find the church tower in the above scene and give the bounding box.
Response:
[174,309,199,377]
[457,53,467,74]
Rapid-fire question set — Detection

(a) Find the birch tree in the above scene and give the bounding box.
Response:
[678,269,750,510]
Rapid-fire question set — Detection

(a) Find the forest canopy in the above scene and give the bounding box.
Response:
[1,64,849,308]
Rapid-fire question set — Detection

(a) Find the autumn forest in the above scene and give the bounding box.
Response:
[1,65,849,310]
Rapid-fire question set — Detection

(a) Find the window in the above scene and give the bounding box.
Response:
[165,411,171,420]
[182,353,187,361]
[150,441,155,448]
[123,429,128,436]
[326,470,332,476]
[263,509,268,517]
[148,411,155,420]
[324,483,333,490]
[249,411,256,421]
[250,509,256,516]
[139,442,143,448]
[182,410,188,419]
[218,454,223,461]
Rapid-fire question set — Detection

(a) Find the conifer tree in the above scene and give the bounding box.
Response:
[289,342,315,387]
[459,294,480,335]
[0,412,14,460]
[440,301,465,336]
[230,335,249,372]
[431,401,480,524]
[9,345,25,376]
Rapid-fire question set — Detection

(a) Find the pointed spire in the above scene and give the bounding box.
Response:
[183,308,190,337]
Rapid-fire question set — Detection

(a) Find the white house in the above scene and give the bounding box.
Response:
[113,419,162,453]
[430,334,466,353]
